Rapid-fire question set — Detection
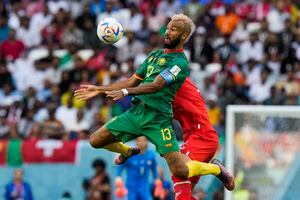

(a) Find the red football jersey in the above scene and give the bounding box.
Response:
[173,78,217,140]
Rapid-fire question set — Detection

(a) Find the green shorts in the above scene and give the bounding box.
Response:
[105,102,180,155]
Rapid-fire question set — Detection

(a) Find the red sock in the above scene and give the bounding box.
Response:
[191,196,197,200]
[172,176,192,200]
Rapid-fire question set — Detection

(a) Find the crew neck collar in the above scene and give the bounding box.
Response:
[164,48,184,53]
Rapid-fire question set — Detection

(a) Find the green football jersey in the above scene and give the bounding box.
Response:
[133,49,189,117]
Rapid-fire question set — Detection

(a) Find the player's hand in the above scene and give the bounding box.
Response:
[105,90,124,101]
[74,84,101,101]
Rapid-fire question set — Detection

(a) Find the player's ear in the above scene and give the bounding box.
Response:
[181,32,188,41]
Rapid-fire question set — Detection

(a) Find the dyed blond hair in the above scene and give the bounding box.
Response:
[171,14,195,40]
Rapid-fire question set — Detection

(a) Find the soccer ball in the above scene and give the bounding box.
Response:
[97,18,124,44]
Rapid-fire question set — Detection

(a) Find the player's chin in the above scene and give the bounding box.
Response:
[164,41,172,48]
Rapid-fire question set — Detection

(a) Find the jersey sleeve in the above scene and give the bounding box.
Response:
[134,59,148,80]
[159,58,188,84]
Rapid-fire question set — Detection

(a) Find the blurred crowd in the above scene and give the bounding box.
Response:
[0,0,300,141]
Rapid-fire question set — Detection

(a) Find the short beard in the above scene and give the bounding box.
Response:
[164,35,181,49]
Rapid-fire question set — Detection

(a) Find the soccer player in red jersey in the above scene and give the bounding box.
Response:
[172,77,225,200]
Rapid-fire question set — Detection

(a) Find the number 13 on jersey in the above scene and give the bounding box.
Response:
[161,128,172,141]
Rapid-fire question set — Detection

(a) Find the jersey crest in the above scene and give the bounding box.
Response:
[158,58,166,66]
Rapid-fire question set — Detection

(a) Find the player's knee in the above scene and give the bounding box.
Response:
[89,134,99,148]
[89,132,106,148]
[171,163,189,179]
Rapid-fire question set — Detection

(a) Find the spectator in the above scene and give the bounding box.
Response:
[44,57,62,85]
[0,83,20,107]
[135,18,151,41]
[18,109,36,138]
[207,94,221,127]
[157,0,181,18]
[264,33,284,76]
[59,71,72,95]
[83,100,100,127]
[30,5,52,33]
[0,60,13,88]
[5,169,34,200]
[46,85,61,105]
[7,1,23,30]
[16,16,41,48]
[23,87,38,111]
[238,31,263,64]
[88,0,106,17]
[82,17,102,49]
[183,0,204,22]
[72,109,89,133]
[242,59,262,87]
[83,158,111,200]
[123,3,143,32]
[188,26,214,65]
[25,0,44,17]
[0,108,9,138]
[0,29,25,61]
[69,55,86,83]
[40,106,65,139]
[41,18,62,47]
[214,34,238,65]
[116,136,157,200]
[61,19,84,47]
[0,14,10,43]
[96,0,121,23]
[281,19,294,57]
[264,86,286,105]
[266,0,290,33]
[276,64,300,104]
[254,0,272,21]
[76,3,96,31]
[290,31,300,62]
[231,19,249,44]
[147,6,166,32]
[215,5,239,35]
[249,67,274,103]
[55,96,77,133]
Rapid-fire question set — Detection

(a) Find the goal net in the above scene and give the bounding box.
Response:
[225,106,300,200]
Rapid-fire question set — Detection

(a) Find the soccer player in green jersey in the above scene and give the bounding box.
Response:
[75,14,229,184]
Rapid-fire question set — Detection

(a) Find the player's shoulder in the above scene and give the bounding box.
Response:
[168,52,188,64]
[169,56,189,70]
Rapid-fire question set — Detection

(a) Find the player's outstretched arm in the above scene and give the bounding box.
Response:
[74,75,142,101]
[105,75,166,100]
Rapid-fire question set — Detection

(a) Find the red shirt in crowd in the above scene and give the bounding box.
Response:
[0,39,25,60]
